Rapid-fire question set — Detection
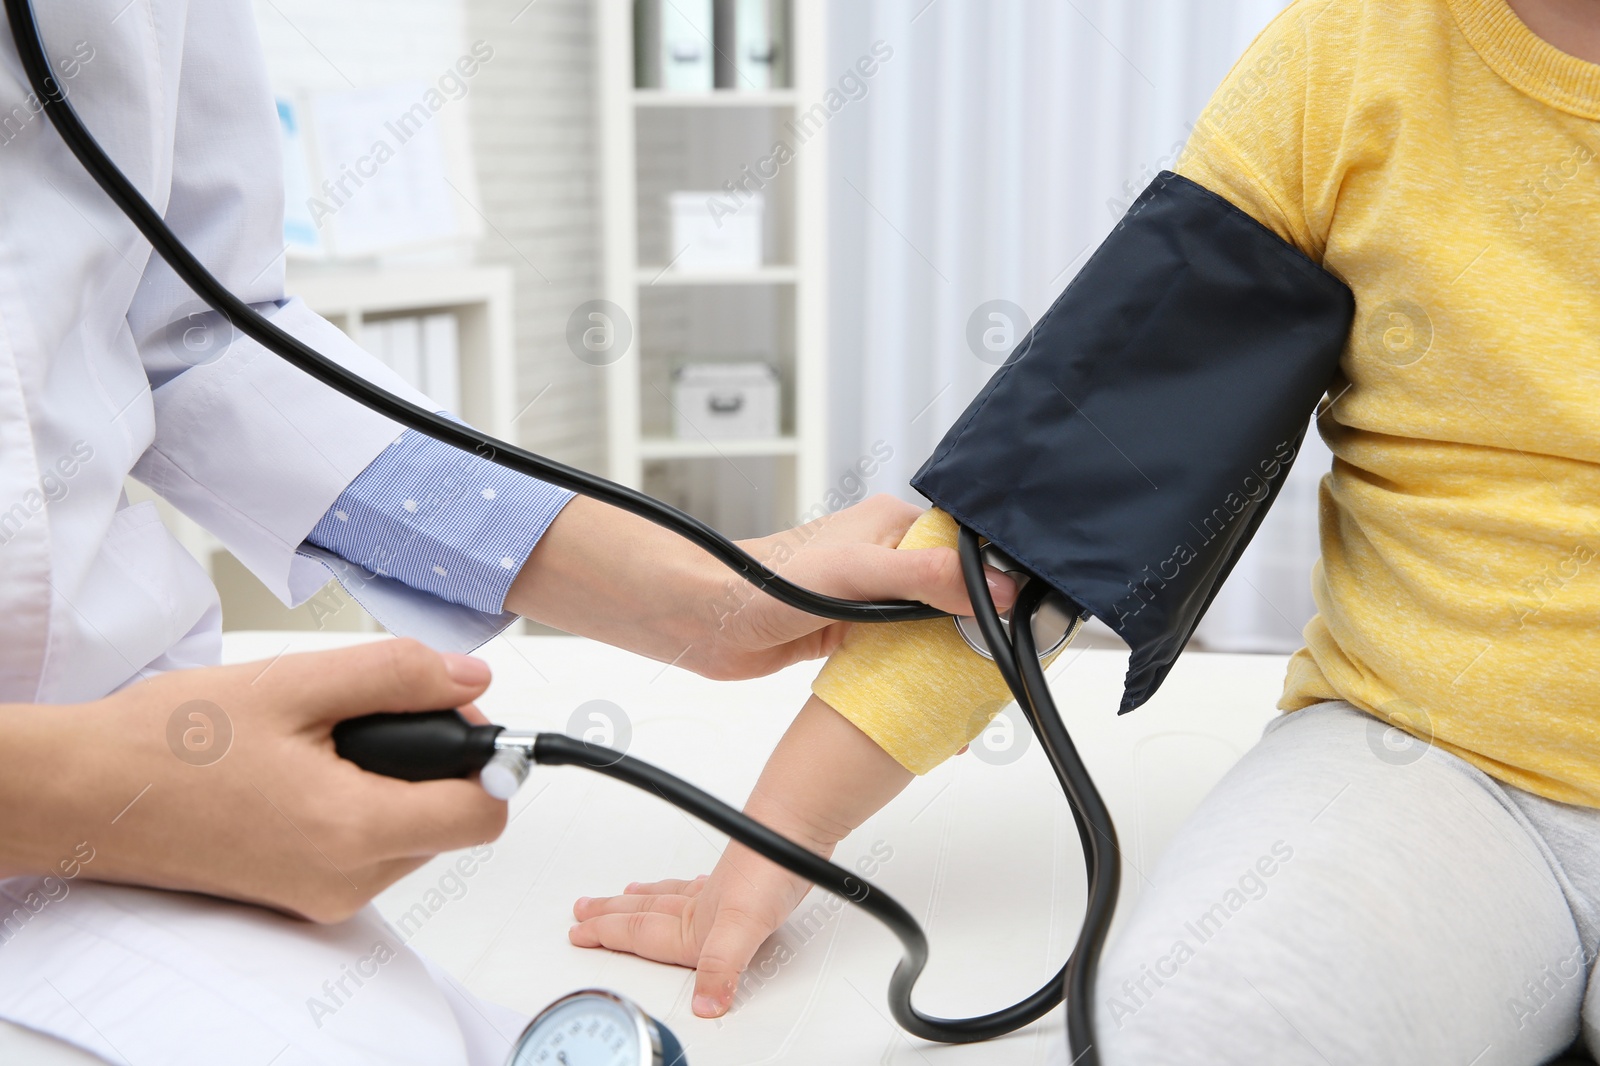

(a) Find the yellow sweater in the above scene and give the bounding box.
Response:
[814,0,1600,803]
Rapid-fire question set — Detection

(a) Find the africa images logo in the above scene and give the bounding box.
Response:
[165,700,233,767]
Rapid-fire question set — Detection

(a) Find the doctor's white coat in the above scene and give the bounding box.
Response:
[0,3,524,1062]
[0,0,443,704]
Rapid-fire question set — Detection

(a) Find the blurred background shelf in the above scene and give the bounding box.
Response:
[639,436,799,459]
[288,265,517,438]
[633,89,799,108]
[597,0,827,540]
[636,265,799,285]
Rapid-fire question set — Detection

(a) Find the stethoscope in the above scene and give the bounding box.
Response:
[3,4,1119,1064]
[330,545,1091,1065]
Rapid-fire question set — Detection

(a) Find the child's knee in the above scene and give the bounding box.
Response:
[1090,932,1320,1065]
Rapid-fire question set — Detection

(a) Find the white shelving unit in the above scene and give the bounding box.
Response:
[636,265,801,286]
[286,265,517,440]
[594,1,829,538]
[132,265,517,633]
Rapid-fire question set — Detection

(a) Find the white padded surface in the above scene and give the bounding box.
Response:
[202,631,1288,1065]
[6,633,1289,1064]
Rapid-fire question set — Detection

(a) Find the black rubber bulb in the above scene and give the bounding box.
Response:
[332,710,503,782]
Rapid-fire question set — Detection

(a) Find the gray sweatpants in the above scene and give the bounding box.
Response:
[1092,700,1600,1066]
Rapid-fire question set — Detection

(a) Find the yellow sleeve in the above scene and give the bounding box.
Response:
[812,508,1038,775]
[1174,0,1359,261]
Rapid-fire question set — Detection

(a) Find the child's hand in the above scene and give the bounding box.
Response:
[570,835,822,1017]
[569,695,915,1018]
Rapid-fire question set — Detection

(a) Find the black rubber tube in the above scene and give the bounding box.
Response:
[959,527,1117,1061]
[955,528,1030,707]
[536,732,1063,1043]
[1,0,941,628]
[331,689,1108,1047]
[1012,581,1119,1066]
[321,550,1111,1047]
[957,529,1095,883]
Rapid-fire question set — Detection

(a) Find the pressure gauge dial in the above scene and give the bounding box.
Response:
[508,989,684,1066]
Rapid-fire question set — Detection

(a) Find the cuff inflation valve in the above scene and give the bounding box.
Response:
[914,172,1356,712]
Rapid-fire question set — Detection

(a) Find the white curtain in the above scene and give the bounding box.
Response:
[826,0,1324,652]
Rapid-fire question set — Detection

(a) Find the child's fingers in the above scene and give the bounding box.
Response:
[691,909,777,1018]
[567,911,695,967]
[624,875,707,896]
[573,892,691,921]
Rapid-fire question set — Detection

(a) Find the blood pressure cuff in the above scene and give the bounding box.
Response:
[912,171,1355,713]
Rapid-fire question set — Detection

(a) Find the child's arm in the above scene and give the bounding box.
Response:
[568,693,913,1018]
[569,509,1029,1017]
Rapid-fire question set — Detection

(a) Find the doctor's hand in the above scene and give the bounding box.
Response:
[505,495,1016,681]
[0,639,505,923]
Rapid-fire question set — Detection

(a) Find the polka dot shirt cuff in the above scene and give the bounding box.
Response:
[307,422,575,615]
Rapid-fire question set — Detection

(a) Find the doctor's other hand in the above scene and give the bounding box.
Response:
[507,494,1017,681]
[0,639,506,923]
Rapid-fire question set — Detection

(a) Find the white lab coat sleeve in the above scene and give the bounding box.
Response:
[125,2,515,648]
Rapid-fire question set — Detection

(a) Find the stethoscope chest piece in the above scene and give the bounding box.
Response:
[508,989,684,1066]
[955,543,1083,661]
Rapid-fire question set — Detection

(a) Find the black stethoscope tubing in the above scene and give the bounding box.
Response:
[3,3,1114,1060]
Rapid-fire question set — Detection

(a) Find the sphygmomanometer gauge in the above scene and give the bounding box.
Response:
[508,989,684,1066]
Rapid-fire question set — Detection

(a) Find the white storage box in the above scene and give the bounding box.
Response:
[672,362,781,439]
[669,191,764,272]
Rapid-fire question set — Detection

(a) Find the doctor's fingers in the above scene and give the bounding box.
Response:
[789,493,923,548]
[339,775,508,860]
[799,542,1016,619]
[253,639,493,725]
